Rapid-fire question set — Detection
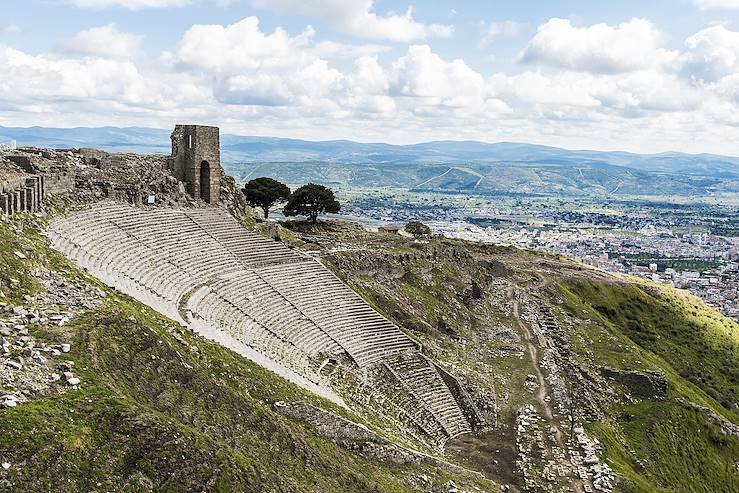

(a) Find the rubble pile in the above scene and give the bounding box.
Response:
[515,405,584,492]
[522,296,614,420]
[0,269,105,407]
[568,426,616,493]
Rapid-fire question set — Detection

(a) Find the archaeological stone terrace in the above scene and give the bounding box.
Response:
[1,125,482,449]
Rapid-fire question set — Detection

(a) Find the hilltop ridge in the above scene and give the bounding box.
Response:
[3,125,739,197]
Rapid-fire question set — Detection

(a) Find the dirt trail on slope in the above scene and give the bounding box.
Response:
[509,285,554,420]
[509,284,585,493]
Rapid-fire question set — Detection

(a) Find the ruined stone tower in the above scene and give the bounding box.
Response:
[171,125,222,203]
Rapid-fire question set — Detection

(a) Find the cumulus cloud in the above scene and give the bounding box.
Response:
[175,17,342,106]
[0,45,160,107]
[693,0,739,9]
[390,45,486,107]
[521,18,677,74]
[312,40,390,59]
[489,71,602,109]
[249,0,453,42]
[175,17,314,73]
[682,26,739,82]
[7,14,739,153]
[57,24,143,59]
[69,0,190,8]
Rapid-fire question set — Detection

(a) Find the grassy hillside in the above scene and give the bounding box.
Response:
[0,221,491,493]
[306,226,739,493]
[3,214,738,492]
[563,281,738,416]
[558,281,739,493]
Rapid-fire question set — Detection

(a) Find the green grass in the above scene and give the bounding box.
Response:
[589,401,739,493]
[558,279,739,492]
[1,294,487,492]
[0,222,41,302]
[563,280,739,416]
[0,222,494,493]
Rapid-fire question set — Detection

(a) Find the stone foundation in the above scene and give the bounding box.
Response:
[600,367,668,399]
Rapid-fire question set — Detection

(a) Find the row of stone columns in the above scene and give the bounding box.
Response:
[0,175,44,216]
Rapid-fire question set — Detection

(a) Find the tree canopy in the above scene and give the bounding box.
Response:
[243,177,291,219]
[283,183,340,223]
[405,220,432,238]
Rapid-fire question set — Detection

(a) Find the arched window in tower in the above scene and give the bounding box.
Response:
[200,161,211,203]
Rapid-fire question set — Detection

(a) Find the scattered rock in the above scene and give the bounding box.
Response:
[1,394,18,408]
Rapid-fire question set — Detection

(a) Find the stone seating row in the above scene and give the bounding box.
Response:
[386,352,472,438]
[212,272,344,358]
[48,203,474,447]
[191,286,320,380]
[186,209,305,268]
[257,261,417,367]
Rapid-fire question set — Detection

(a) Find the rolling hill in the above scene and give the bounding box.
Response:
[2,125,739,197]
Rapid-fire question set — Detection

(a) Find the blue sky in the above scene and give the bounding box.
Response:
[3,1,739,154]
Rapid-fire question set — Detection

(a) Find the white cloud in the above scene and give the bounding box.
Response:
[479,20,524,48]
[69,0,190,9]
[0,45,163,107]
[249,0,453,42]
[682,26,739,82]
[57,24,144,59]
[487,20,523,39]
[693,0,739,9]
[0,24,20,34]
[521,18,677,74]
[175,17,342,106]
[489,71,602,109]
[175,17,314,73]
[390,45,487,108]
[312,40,390,59]
[6,15,739,154]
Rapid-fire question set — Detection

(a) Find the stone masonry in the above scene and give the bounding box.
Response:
[0,175,44,216]
[170,125,222,203]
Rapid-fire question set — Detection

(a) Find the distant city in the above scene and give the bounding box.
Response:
[337,188,739,322]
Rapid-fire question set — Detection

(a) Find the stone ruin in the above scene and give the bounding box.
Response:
[0,149,75,216]
[170,125,222,204]
[0,124,226,216]
[2,124,482,450]
[47,202,483,448]
[0,173,43,216]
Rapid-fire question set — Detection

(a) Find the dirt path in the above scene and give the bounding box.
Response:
[509,285,554,420]
[508,284,585,493]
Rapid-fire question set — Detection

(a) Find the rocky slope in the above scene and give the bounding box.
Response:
[287,220,739,493]
[0,218,491,493]
[1,206,737,492]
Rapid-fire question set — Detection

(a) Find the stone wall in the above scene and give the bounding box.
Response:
[600,367,668,399]
[44,170,74,195]
[170,125,222,203]
[0,175,44,216]
[433,361,488,429]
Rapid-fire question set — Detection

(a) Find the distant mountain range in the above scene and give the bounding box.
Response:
[2,125,739,197]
